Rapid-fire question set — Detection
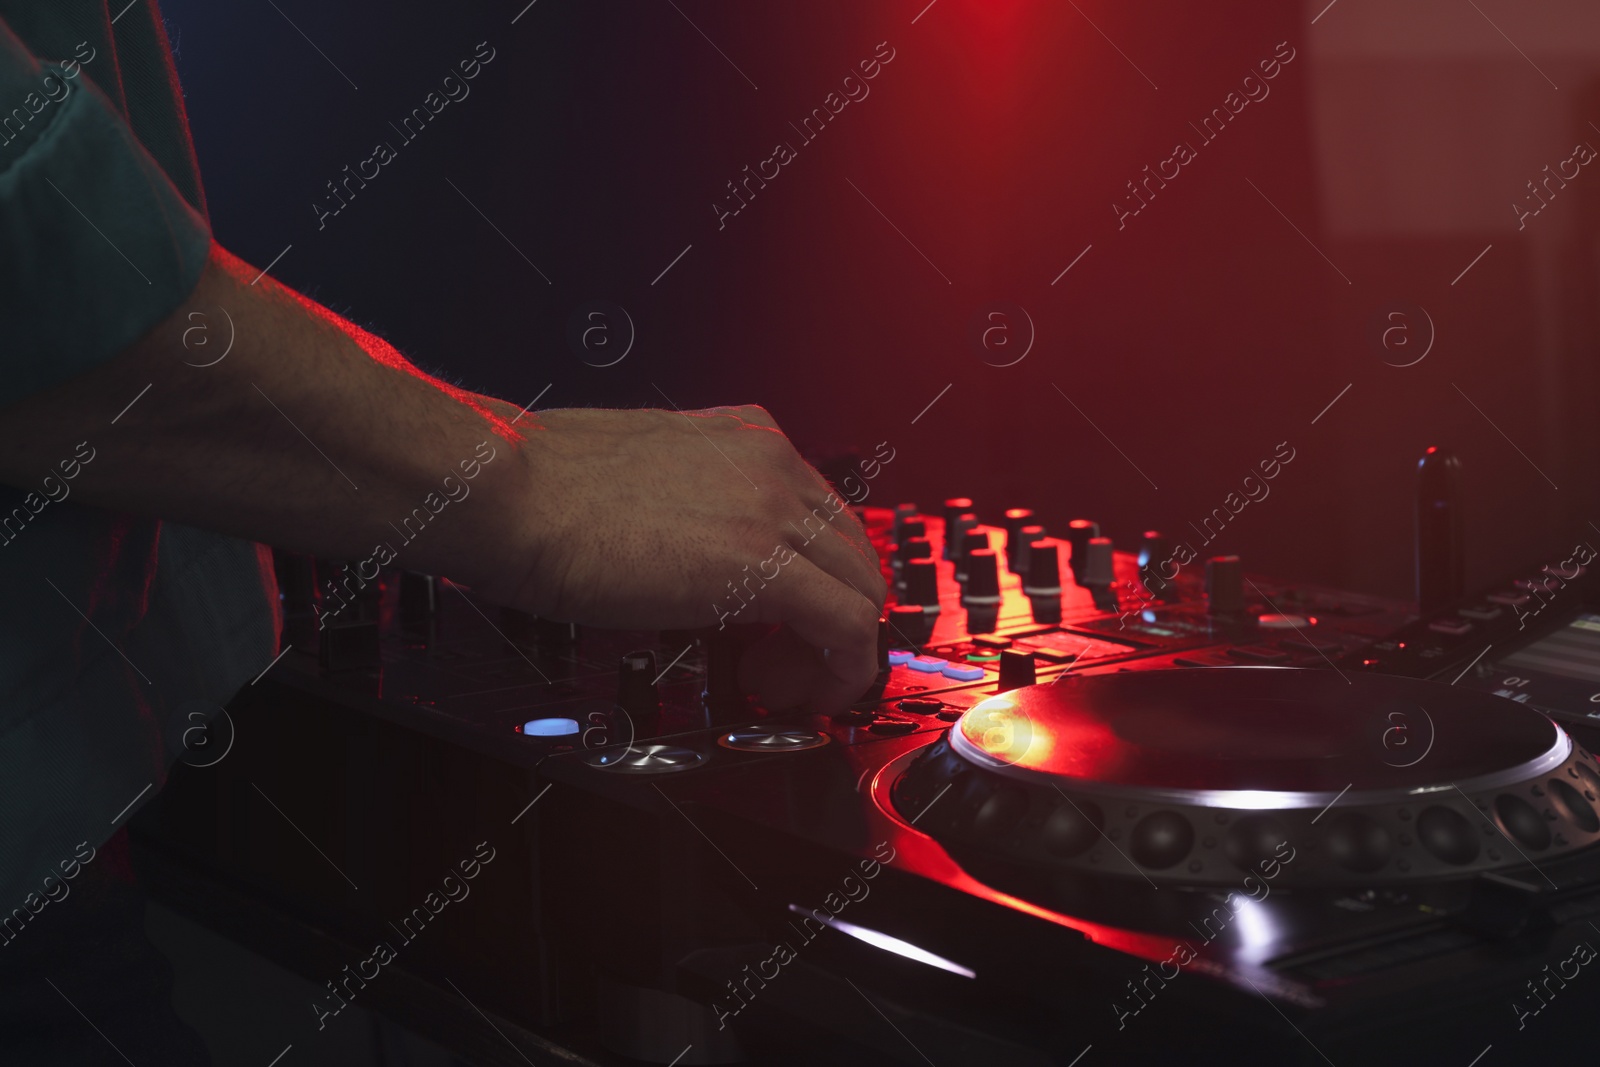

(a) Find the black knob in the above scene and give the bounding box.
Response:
[1066,519,1100,579]
[887,604,930,647]
[998,649,1036,691]
[1001,509,1034,566]
[903,558,940,608]
[1012,524,1046,574]
[962,549,1002,605]
[898,517,927,542]
[1024,539,1063,596]
[955,528,991,580]
[1080,537,1115,587]
[876,616,891,674]
[1139,531,1178,601]
[892,503,919,539]
[1206,555,1244,615]
[942,497,974,523]
[945,512,979,560]
[895,536,932,573]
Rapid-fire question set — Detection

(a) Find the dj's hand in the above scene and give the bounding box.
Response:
[496,404,886,712]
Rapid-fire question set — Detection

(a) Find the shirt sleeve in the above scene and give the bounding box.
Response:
[0,17,211,409]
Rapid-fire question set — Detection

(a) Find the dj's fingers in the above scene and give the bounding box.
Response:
[782,508,887,614]
[754,554,880,709]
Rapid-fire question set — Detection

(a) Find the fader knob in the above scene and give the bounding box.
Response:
[1023,539,1063,596]
[1206,555,1245,615]
[1080,537,1115,588]
[1066,519,1100,579]
[903,558,940,608]
[998,649,1036,691]
[962,549,1002,606]
[898,517,927,542]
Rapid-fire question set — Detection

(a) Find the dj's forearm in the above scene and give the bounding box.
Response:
[0,241,537,593]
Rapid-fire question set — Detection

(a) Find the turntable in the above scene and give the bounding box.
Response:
[891,669,1600,889]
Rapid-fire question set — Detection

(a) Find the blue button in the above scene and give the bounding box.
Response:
[523,717,580,737]
[941,664,985,681]
[888,649,915,665]
[908,656,948,673]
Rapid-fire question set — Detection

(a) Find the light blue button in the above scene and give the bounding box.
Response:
[941,664,984,681]
[888,650,915,665]
[908,656,948,672]
[524,717,580,737]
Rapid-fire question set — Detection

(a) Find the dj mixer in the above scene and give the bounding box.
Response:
[134,465,1600,1066]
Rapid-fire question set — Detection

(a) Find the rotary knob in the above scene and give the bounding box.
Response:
[1023,539,1063,596]
[898,517,927,542]
[892,503,919,539]
[1001,509,1034,568]
[895,536,932,574]
[942,497,974,523]
[955,528,991,580]
[1079,537,1115,587]
[1066,519,1100,580]
[903,558,941,608]
[962,549,1002,606]
[946,512,980,560]
[1012,524,1045,575]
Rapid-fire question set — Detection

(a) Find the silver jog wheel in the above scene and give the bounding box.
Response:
[717,724,831,752]
[588,743,708,774]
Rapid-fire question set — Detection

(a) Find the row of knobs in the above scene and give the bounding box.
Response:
[886,500,1245,618]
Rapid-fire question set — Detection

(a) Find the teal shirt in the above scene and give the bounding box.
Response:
[0,2,276,908]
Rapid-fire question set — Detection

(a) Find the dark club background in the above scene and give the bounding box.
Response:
[163,0,1600,601]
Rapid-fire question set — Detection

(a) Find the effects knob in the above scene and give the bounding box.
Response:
[1066,519,1100,580]
[1206,555,1245,616]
